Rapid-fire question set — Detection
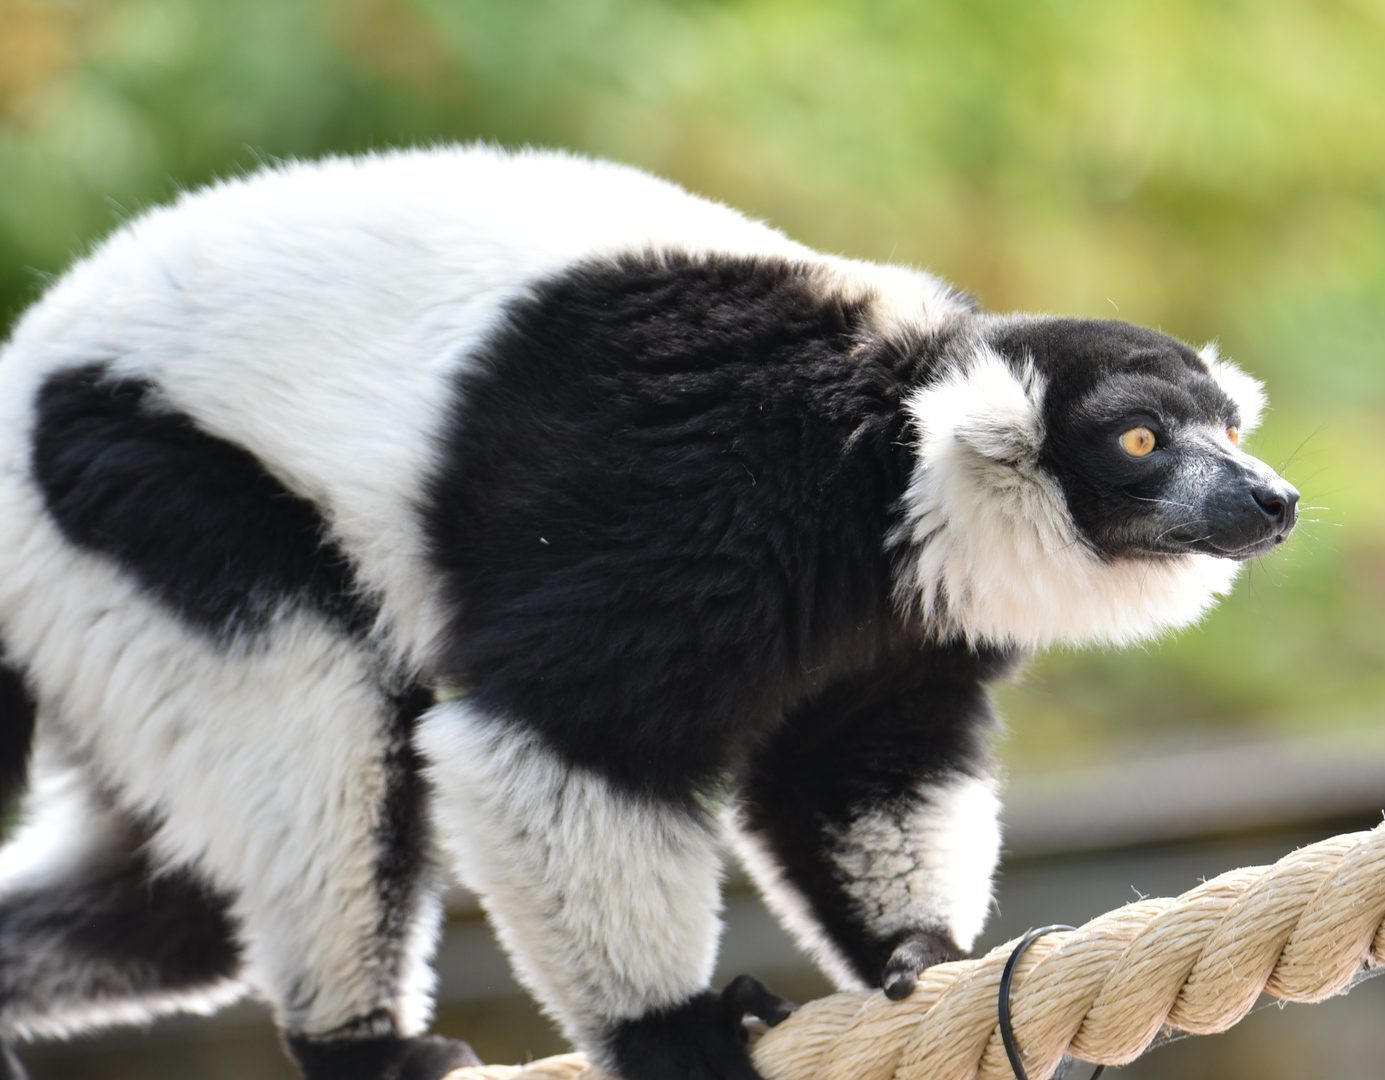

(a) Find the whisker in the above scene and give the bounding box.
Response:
[1153,518,1208,543]
[1160,532,1215,548]
[1128,493,1198,511]
[1284,468,1333,489]
[1277,426,1321,475]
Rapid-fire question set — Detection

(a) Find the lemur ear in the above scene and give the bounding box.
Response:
[1200,342,1266,434]
[905,346,1044,468]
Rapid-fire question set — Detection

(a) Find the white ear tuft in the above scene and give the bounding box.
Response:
[905,345,1044,466]
[1200,343,1266,434]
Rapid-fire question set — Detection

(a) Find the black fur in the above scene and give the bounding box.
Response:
[737,639,1013,985]
[0,658,34,818]
[372,683,439,981]
[31,364,374,641]
[425,252,946,803]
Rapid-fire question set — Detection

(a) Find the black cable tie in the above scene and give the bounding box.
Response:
[999,924,1106,1080]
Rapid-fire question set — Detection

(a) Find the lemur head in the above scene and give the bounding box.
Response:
[890,316,1298,649]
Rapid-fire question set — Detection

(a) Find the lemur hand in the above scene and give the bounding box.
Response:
[880,929,967,1001]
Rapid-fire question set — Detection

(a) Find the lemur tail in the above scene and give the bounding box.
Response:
[0,653,35,819]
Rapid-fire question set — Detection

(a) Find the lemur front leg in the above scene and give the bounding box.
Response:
[419,705,793,1080]
[730,642,1009,999]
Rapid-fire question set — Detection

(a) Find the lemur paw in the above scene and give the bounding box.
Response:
[393,1035,483,1079]
[881,929,967,1001]
[286,1018,481,1080]
[605,975,796,1079]
[720,973,797,1030]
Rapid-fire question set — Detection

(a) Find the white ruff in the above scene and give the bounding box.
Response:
[891,346,1240,648]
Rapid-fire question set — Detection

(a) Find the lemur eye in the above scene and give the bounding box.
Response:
[1227,426,1240,446]
[1119,426,1157,458]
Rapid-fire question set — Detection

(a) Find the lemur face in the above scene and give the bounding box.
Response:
[893,315,1298,647]
[990,317,1299,562]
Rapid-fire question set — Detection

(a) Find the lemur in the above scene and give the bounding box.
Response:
[0,146,1297,1080]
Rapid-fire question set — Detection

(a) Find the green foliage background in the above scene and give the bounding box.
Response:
[3,0,1383,762]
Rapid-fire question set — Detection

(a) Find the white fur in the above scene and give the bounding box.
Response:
[1200,343,1266,435]
[815,255,971,338]
[723,807,865,992]
[0,757,105,895]
[418,705,724,1045]
[891,343,1240,647]
[4,959,245,1043]
[828,774,1001,952]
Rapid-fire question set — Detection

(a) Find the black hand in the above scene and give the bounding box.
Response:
[721,973,797,1031]
[881,929,966,1001]
[287,1027,481,1080]
[606,975,796,1079]
[394,1035,483,1080]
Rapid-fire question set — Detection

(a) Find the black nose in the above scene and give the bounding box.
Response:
[1252,480,1300,534]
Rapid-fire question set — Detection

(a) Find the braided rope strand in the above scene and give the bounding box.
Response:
[445,823,1385,1080]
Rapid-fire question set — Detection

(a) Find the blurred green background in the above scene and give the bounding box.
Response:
[3,1,1384,1078]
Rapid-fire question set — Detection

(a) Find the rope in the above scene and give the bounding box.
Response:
[445,822,1385,1080]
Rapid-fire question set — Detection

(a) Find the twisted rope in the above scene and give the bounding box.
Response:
[446,822,1385,1080]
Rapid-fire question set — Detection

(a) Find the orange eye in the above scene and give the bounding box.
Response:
[1227,426,1240,446]
[1119,426,1157,458]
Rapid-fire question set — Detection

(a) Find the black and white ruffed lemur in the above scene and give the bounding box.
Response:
[0,147,1297,1080]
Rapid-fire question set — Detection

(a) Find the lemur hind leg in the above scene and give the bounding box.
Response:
[3,628,476,1080]
[419,706,794,1080]
[13,361,477,1077]
[0,766,244,1077]
[729,641,1010,1000]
